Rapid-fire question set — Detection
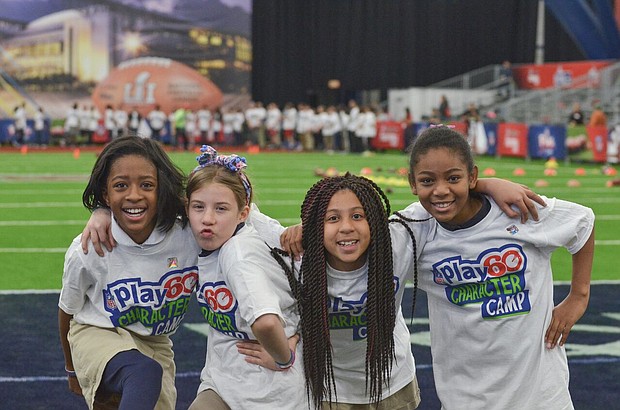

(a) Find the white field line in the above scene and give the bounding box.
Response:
[0,188,307,195]
[0,202,83,208]
[0,220,87,226]
[0,189,83,195]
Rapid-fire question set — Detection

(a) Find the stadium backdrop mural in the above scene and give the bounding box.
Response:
[0,0,251,122]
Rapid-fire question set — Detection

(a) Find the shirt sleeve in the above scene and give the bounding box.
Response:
[536,197,595,254]
[220,235,285,327]
[58,238,95,314]
[246,203,286,248]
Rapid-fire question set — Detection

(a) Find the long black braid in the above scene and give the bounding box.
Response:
[271,172,396,408]
[388,210,431,323]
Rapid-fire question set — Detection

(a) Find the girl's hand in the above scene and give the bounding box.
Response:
[476,178,546,223]
[80,208,115,256]
[236,340,280,371]
[280,225,303,260]
[67,374,83,396]
[544,292,589,349]
[236,334,300,371]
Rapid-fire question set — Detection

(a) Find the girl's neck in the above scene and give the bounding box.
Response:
[439,194,490,231]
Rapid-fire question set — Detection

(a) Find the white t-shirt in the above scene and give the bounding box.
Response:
[347,106,360,132]
[104,108,115,131]
[265,107,282,131]
[34,110,45,131]
[197,109,212,131]
[65,107,79,129]
[250,202,430,404]
[357,111,377,139]
[148,109,167,131]
[282,107,297,131]
[415,196,594,410]
[59,219,199,336]
[322,111,341,137]
[114,110,128,128]
[245,106,266,129]
[326,206,430,404]
[296,108,314,134]
[195,224,306,409]
[88,109,101,132]
[15,106,27,130]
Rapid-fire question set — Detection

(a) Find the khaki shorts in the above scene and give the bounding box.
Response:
[320,378,421,410]
[68,321,176,410]
[188,389,231,410]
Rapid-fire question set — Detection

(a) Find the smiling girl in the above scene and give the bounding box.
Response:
[58,137,199,410]
[405,126,595,409]
[255,173,426,410]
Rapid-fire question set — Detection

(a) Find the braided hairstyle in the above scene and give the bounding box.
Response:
[273,172,396,408]
[388,212,430,323]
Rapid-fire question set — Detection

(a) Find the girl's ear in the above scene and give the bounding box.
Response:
[469,165,479,189]
[239,205,250,222]
[103,190,110,207]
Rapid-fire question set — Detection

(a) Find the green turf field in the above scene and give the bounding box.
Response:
[0,148,618,290]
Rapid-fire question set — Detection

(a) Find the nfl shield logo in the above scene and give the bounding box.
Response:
[168,257,178,268]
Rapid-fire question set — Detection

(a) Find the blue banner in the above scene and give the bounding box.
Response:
[0,119,51,145]
[483,122,498,156]
[527,124,567,159]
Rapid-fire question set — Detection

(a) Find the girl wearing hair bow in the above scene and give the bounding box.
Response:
[186,146,305,410]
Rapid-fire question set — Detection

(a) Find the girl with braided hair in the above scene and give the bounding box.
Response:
[278,172,424,409]
[242,173,432,409]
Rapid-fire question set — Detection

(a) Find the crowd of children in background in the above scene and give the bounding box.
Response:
[139,99,387,154]
[5,99,392,154]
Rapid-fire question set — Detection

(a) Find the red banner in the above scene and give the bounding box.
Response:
[512,61,611,90]
[449,121,468,134]
[372,121,404,150]
[587,125,608,163]
[497,123,528,158]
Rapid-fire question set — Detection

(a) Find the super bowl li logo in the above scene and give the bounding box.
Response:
[123,71,157,105]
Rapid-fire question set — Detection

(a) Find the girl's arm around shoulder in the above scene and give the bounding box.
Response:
[80,208,114,256]
[246,203,285,247]
[475,177,546,223]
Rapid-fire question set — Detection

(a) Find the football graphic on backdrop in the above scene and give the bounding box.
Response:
[92,57,223,116]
